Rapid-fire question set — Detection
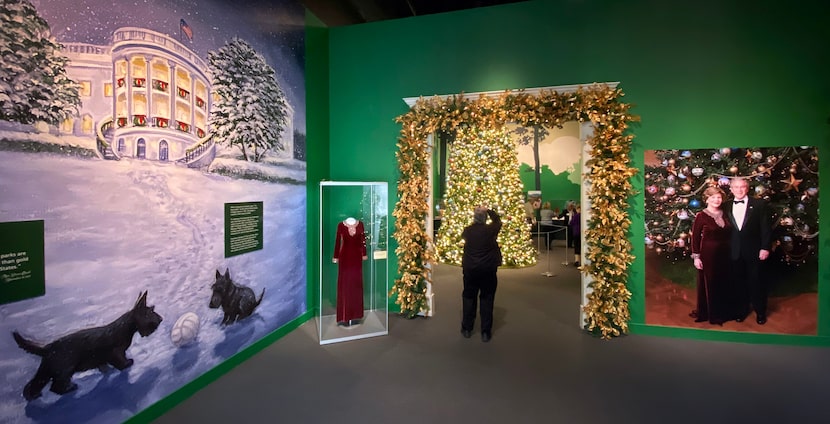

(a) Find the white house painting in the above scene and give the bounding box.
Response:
[0,1,307,423]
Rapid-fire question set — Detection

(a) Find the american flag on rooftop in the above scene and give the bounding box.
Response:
[180,18,193,41]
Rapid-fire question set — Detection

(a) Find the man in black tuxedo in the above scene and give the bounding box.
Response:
[726,178,772,324]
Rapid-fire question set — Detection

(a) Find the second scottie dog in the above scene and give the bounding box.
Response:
[12,291,163,401]
[209,268,265,324]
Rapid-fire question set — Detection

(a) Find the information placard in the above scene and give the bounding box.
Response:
[0,220,45,305]
[224,201,264,258]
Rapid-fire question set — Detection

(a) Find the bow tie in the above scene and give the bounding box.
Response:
[733,200,745,204]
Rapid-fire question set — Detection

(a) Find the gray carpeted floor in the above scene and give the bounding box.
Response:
[154,246,830,424]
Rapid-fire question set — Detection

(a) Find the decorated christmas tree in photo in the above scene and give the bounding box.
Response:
[645,146,819,293]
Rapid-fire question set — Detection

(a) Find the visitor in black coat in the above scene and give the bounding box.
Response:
[461,206,502,342]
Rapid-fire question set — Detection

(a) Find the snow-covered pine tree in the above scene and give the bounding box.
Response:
[0,0,80,125]
[208,38,288,162]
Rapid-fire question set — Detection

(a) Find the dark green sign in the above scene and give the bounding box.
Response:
[0,220,45,305]
[224,201,264,258]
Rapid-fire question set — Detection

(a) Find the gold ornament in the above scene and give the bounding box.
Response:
[780,174,803,192]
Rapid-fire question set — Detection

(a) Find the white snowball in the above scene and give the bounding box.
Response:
[171,312,200,347]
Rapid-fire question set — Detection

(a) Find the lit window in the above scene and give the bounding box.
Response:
[61,118,74,134]
[82,115,93,134]
[80,81,92,97]
[104,83,113,97]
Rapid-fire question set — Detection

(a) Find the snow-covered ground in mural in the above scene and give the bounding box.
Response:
[0,150,306,424]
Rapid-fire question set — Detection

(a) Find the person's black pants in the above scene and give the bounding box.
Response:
[462,267,498,334]
[732,257,767,316]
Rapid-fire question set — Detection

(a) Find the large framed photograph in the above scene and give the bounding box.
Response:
[644,147,818,334]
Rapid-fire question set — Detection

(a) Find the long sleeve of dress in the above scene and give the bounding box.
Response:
[690,212,704,258]
[333,224,343,260]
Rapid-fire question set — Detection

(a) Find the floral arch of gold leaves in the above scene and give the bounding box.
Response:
[391,84,639,339]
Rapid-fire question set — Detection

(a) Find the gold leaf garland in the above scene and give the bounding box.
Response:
[391,85,639,338]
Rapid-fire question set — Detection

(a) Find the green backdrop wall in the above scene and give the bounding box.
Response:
[311,0,830,344]
[306,11,330,314]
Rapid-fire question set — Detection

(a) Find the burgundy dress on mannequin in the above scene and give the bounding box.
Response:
[333,219,367,324]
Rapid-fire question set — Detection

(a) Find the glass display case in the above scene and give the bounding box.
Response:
[318,182,389,344]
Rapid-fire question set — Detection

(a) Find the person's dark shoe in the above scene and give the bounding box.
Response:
[461,329,472,338]
[481,332,491,343]
[756,315,767,325]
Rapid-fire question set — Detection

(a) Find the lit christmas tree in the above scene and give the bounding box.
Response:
[645,146,819,268]
[436,126,536,267]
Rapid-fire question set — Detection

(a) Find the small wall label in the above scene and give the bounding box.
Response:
[224,202,263,257]
[0,220,45,305]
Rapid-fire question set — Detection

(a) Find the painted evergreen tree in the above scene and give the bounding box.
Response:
[645,146,819,268]
[510,125,550,191]
[0,0,80,125]
[436,126,536,267]
[208,38,288,162]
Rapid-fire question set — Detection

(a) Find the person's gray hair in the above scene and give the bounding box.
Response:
[473,209,487,224]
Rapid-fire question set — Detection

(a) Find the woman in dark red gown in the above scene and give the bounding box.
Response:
[333,218,367,325]
[690,186,737,325]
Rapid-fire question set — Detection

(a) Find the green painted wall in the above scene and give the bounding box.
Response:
[306,11,330,314]
[519,164,579,212]
[319,0,830,344]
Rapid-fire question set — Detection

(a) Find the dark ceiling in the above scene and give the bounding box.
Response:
[302,0,528,27]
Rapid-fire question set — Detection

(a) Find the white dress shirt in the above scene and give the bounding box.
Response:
[732,197,747,230]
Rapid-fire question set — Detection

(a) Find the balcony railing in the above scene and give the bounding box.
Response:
[112,28,209,71]
[196,97,205,109]
[133,78,146,88]
[117,117,127,127]
[176,121,191,133]
[132,115,147,126]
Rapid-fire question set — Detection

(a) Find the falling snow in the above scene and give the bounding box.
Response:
[29,0,306,131]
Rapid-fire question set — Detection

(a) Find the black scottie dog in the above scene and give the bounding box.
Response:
[12,291,162,401]
[209,268,265,324]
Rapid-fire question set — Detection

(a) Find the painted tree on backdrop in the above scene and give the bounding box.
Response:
[511,125,550,191]
[0,0,80,126]
[208,37,288,162]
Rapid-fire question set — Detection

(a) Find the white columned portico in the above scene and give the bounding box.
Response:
[420,133,436,317]
[578,121,595,327]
